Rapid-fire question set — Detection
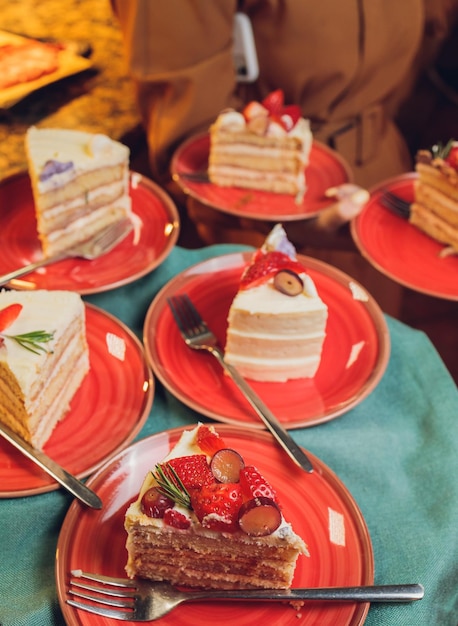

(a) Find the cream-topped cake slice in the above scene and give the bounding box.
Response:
[125,423,308,590]
[412,141,458,253]
[26,126,132,258]
[0,289,89,449]
[225,224,328,382]
[208,90,312,202]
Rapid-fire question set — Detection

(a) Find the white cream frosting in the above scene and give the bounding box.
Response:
[231,277,325,314]
[213,110,246,130]
[42,180,128,220]
[0,289,85,391]
[214,108,312,150]
[26,127,130,193]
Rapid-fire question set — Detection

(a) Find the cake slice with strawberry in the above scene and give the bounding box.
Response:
[0,289,89,449]
[124,423,308,589]
[224,224,328,382]
[412,140,458,252]
[208,89,312,201]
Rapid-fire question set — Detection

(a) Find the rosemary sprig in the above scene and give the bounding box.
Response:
[1,330,55,355]
[152,463,191,509]
[431,139,455,160]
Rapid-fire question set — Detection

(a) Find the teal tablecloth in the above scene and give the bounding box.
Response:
[0,244,457,626]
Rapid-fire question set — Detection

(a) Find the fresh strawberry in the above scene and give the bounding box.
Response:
[247,115,269,135]
[281,104,301,126]
[197,425,227,456]
[240,251,305,289]
[165,455,215,489]
[163,508,191,529]
[239,466,280,505]
[191,482,243,532]
[0,303,23,332]
[444,145,458,170]
[261,89,284,115]
[242,100,268,121]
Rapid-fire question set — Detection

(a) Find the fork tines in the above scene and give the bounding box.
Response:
[167,294,208,337]
[67,570,136,620]
[379,189,411,219]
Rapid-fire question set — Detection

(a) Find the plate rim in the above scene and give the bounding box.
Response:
[143,251,390,429]
[350,172,458,301]
[0,301,154,498]
[55,423,374,626]
[0,170,180,295]
[170,131,353,221]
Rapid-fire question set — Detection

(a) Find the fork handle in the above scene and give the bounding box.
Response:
[210,347,314,473]
[0,253,66,286]
[185,583,424,603]
[0,422,102,509]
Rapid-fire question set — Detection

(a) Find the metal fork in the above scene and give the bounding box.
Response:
[167,294,314,473]
[379,190,411,219]
[0,217,133,286]
[67,571,424,621]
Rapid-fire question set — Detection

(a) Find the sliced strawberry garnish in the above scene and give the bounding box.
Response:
[261,89,284,115]
[165,455,215,489]
[163,508,191,529]
[242,100,268,121]
[281,104,301,127]
[240,251,305,289]
[239,466,279,505]
[0,303,23,332]
[197,425,227,456]
[190,482,243,532]
[444,145,458,170]
[247,115,269,135]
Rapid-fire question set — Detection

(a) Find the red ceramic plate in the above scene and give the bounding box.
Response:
[0,171,180,294]
[143,253,389,428]
[351,174,458,300]
[56,425,374,626]
[0,304,154,497]
[171,133,352,220]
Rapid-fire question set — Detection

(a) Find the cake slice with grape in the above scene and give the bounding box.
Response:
[224,224,328,382]
[124,423,308,589]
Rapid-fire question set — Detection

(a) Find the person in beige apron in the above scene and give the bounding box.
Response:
[112,0,458,315]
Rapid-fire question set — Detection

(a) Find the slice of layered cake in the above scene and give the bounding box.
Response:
[125,423,308,589]
[0,289,89,449]
[412,141,458,252]
[225,224,328,382]
[208,90,312,201]
[26,126,132,258]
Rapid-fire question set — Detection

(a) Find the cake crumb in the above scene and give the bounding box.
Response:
[289,599,305,619]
